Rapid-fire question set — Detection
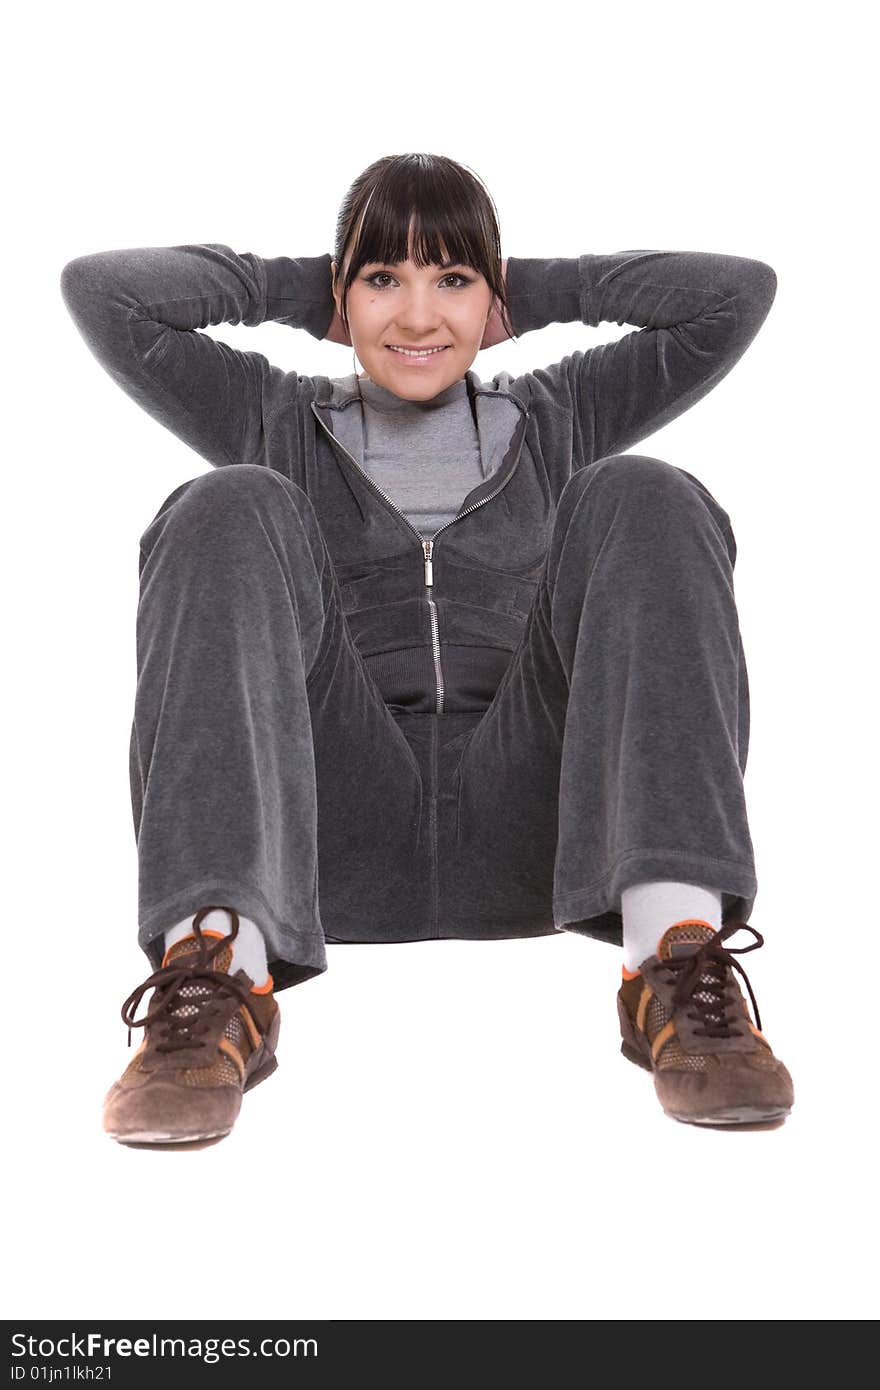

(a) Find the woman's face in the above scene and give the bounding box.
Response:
[331,241,495,400]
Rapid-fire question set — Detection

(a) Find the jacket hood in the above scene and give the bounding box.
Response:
[309,368,530,490]
[309,366,527,413]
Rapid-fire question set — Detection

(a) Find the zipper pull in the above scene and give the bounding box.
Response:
[423,540,433,587]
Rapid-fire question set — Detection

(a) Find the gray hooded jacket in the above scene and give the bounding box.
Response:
[59,242,776,714]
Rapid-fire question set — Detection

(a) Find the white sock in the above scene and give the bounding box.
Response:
[163,907,271,989]
[621,880,722,971]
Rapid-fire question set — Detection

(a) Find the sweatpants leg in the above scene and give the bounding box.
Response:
[130,465,428,993]
[446,453,757,948]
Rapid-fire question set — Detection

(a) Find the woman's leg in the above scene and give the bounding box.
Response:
[130,464,428,994]
[446,453,756,940]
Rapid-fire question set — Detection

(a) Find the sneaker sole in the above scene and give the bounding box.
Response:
[620,1040,792,1127]
[105,1051,278,1145]
[674,1105,792,1126]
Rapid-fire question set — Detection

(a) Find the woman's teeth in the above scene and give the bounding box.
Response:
[387,345,449,357]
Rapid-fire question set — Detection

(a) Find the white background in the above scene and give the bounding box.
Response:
[4,0,875,1322]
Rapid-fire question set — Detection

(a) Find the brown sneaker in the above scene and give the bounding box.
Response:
[103,906,281,1144]
[617,919,794,1126]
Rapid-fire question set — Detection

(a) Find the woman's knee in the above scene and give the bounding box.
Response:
[138,464,316,561]
[560,453,733,539]
[182,463,309,514]
[579,452,689,494]
[143,464,309,536]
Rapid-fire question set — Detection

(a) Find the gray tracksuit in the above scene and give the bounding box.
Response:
[59,244,776,988]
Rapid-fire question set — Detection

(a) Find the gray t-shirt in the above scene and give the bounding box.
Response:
[355,374,482,540]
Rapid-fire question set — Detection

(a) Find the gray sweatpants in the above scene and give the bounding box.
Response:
[131,453,756,993]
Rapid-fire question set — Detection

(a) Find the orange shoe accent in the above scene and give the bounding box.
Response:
[636,984,654,1033]
[217,1036,247,1084]
[238,1002,265,1051]
[666,918,717,933]
[161,928,228,969]
[250,973,274,994]
[621,964,641,980]
[650,1018,676,1061]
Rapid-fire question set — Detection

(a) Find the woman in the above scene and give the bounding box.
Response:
[59,151,794,1145]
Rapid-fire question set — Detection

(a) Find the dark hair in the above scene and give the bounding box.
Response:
[332,152,516,342]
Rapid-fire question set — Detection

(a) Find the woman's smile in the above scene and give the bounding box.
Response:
[385,344,452,364]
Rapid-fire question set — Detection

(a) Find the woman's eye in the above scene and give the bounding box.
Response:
[363,271,473,290]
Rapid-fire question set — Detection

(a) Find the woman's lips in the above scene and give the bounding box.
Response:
[385,345,451,363]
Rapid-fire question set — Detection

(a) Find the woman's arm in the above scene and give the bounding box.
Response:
[502,248,777,465]
[59,244,336,471]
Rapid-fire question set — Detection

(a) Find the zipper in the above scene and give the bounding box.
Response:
[311,399,530,713]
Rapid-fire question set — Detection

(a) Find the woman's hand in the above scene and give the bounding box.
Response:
[324,302,353,347]
[479,259,510,350]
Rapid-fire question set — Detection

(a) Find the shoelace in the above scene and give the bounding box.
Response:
[665,921,764,1037]
[120,919,257,1054]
